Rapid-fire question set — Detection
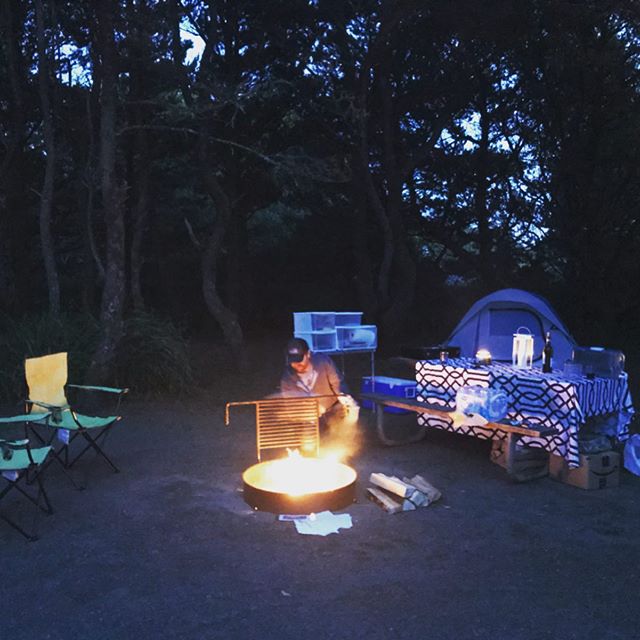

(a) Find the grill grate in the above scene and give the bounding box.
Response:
[226,397,320,461]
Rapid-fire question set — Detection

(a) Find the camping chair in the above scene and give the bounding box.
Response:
[24,352,128,477]
[0,415,52,541]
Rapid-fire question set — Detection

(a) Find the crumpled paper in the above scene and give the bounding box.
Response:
[282,510,352,536]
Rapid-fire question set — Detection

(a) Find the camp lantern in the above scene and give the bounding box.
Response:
[512,327,534,369]
[475,348,492,365]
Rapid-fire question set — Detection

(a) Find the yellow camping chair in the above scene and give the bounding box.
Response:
[25,352,128,476]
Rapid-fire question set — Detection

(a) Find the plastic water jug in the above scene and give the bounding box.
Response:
[455,385,509,422]
[623,434,640,476]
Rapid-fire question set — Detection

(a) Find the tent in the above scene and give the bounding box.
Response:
[447,288,576,366]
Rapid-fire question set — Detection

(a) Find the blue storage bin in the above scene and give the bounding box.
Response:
[337,325,377,350]
[294,330,337,352]
[293,312,336,333]
[361,376,417,414]
[335,312,363,327]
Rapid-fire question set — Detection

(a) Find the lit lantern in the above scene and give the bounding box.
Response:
[475,348,492,365]
[512,327,534,369]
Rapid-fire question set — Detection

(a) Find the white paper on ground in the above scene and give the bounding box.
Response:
[292,510,352,536]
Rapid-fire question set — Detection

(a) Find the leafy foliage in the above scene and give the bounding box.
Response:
[116,312,194,397]
[0,312,100,403]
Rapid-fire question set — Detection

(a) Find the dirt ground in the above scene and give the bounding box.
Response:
[2,344,639,640]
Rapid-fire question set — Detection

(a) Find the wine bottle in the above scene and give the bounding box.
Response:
[542,331,553,373]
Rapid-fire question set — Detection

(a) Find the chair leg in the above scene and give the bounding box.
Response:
[0,474,47,542]
[8,480,52,514]
[68,428,119,473]
[0,512,38,542]
[39,446,85,490]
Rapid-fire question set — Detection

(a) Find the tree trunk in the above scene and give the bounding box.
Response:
[198,137,247,369]
[0,1,27,310]
[35,0,61,316]
[88,0,126,383]
[351,152,377,318]
[129,0,151,312]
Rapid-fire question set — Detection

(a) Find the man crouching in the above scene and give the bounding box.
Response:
[280,338,359,432]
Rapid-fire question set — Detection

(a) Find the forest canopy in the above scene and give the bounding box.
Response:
[1,0,639,384]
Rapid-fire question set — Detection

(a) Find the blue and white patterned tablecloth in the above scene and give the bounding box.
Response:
[415,358,635,467]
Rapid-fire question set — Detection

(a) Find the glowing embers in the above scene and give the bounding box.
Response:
[242,452,357,514]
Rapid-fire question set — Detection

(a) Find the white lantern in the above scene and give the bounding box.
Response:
[512,327,534,369]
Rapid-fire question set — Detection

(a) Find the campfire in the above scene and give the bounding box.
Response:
[242,450,357,513]
[226,397,358,514]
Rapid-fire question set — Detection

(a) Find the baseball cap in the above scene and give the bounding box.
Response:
[286,337,309,364]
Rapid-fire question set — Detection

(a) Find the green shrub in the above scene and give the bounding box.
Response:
[0,312,100,403]
[116,311,194,396]
[0,311,193,402]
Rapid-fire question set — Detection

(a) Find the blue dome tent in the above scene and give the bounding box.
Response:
[447,288,576,366]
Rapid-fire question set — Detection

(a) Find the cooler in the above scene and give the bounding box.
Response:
[361,376,417,414]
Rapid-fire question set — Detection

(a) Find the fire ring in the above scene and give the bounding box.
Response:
[242,458,357,514]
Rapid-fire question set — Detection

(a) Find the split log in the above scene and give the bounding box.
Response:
[389,475,428,506]
[369,472,414,498]
[366,487,416,514]
[403,474,442,505]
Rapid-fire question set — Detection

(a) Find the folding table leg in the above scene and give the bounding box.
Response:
[373,402,427,447]
[505,432,519,476]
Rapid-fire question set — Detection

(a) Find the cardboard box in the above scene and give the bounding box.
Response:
[490,439,549,481]
[549,451,620,490]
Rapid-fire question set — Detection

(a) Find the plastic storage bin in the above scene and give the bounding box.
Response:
[455,385,509,422]
[336,325,377,350]
[361,376,417,414]
[572,347,625,378]
[293,312,336,333]
[293,330,337,352]
[334,312,363,327]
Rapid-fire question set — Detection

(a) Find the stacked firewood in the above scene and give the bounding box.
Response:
[366,473,442,514]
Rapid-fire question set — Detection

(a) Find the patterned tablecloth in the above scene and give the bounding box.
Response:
[415,358,635,467]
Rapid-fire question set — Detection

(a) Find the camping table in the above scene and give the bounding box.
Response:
[415,358,635,467]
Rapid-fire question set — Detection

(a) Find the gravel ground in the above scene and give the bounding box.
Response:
[0,336,640,640]
[2,345,639,640]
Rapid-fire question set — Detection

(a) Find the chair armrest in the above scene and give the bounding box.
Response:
[0,412,51,424]
[28,399,69,411]
[67,384,129,395]
[0,438,29,447]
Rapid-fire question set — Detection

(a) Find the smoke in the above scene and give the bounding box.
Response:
[321,396,363,462]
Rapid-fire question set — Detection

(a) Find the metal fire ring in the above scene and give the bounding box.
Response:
[242,460,357,514]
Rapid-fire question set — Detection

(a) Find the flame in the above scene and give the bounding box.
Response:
[244,450,356,497]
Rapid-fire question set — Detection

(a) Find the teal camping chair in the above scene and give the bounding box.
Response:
[25,353,128,476]
[0,413,53,541]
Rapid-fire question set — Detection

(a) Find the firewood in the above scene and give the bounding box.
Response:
[366,487,403,513]
[407,489,429,507]
[389,476,428,506]
[366,487,416,514]
[369,472,414,498]
[404,474,442,504]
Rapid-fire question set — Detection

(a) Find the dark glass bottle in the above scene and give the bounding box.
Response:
[542,331,553,373]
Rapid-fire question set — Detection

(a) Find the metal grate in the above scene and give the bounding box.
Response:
[225,397,320,461]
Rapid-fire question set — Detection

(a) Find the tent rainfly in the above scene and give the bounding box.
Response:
[446,288,576,366]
